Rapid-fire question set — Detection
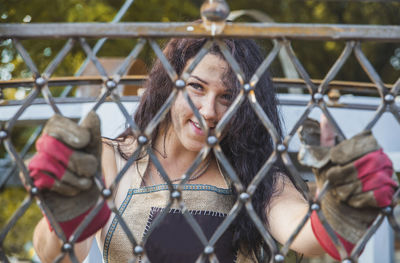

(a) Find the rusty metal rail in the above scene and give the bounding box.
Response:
[1,23,400,41]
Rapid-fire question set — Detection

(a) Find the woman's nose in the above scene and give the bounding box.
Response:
[199,96,217,126]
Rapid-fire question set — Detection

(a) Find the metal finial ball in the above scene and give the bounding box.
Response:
[311,203,320,211]
[175,79,186,89]
[274,254,285,262]
[200,0,230,22]
[102,188,112,198]
[35,77,46,86]
[313,93,323,101]
[243,83,252,93]
[382,206,392,215]
[204,245,214,255]
[171,190,181,199]
[134,245,144,254]
[207,136,218,146]
[385,93,394,103]
[277,144,286,153]
[240,192,250,202]
[106,80,117,89]
[138,135,148,145]
[30,187,39,195]
[0,130,7,139]
[62,243,72,251]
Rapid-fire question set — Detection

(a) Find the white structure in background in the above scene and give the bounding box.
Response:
[1,94,398,262]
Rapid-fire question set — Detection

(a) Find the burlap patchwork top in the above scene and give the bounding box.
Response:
[101,146,254,263]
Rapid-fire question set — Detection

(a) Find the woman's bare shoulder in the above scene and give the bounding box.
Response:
[269,173,308,213]
[101,138,118,187]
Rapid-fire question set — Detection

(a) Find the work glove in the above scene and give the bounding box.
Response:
[297,118,397,259]
[28,111,111,242]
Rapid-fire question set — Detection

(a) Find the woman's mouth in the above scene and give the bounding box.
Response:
[190,120,204,135]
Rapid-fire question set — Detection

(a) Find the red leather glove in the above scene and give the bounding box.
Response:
[298,118,397,260]
[28,112,111,242]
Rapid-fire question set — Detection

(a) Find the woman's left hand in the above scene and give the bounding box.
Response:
[297,115,398,259]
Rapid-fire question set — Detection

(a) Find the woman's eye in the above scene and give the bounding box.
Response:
[188,82,203,91]
[220,93,233,103]
[220,93,233,106]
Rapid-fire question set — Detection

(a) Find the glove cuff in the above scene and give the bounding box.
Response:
[310,211,354,260]
[46,201,111,242]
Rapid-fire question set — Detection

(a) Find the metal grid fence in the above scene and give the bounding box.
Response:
[1,6,400,263]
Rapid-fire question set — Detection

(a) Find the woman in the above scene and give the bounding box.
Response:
[29,38,396,262]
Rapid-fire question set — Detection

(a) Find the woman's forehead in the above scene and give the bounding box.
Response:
[185,53,228,77]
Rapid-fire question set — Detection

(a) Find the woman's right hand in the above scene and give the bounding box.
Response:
[28,111,111,242]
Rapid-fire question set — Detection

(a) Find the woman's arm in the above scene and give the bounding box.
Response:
[33,218,94,263]
[32,139,117,262]
[266,115,346,257]
[267,176,325,257]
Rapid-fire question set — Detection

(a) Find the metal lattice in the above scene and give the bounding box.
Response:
[1,2,400,263]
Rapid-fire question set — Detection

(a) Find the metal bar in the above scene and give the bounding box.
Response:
[283,41,316,94]
[216,40,245,85]
[181,40,213,79]
[12,39,39,77]
[114,38,146,80]
[1,96,396,119]
[318,103,346,140]
[350,214,385,259]
[247,91,280,144]
[318,41,355,94]
[0,75,145,88]
[43,38,76,78]
[109,92,140,134]
[213,145,244,193]
[245,202,279,257]
[247,153,278,196]
[78,38,108,78]
[0,196,33,242]
[1,23,400,41]
[4,88,40,130]
[249,42,281,87]
[143,89,178,136]
[41,84,62,115]
[0,77,393,92]
[61,0,136,97]
[182,88,209,134]
[354,42,387,97]
[148,39,178,82]
[215,90,245,137]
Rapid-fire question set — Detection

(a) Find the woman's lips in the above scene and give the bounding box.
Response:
[190,120,204,135]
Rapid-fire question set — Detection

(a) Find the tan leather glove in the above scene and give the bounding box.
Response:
[28,111,111,241]
[298,118,397,259]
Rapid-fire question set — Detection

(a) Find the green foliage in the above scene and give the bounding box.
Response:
[0,0,398,89]
[0,187,42,260]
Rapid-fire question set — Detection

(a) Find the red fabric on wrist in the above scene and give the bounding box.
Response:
[310,211,354,260]
[45,201,111,242]
[354,149,397,207]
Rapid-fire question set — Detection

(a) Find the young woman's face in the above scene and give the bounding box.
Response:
[169,54,233,153]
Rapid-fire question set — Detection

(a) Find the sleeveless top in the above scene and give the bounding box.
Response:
[101,146,255,263]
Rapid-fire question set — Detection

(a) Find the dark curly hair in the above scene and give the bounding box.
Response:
[119,38,288,260]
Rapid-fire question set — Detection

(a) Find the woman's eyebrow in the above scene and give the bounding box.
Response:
[189,75,209,85]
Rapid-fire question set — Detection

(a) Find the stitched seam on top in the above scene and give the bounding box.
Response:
[131,183,232,195]
[103,189,134,263]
